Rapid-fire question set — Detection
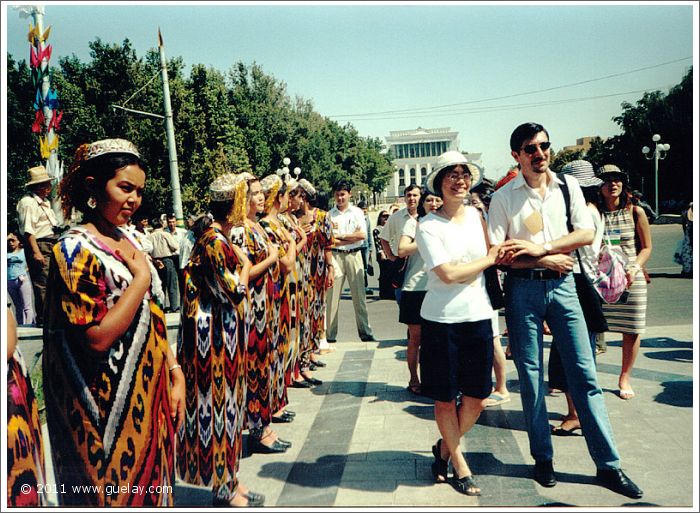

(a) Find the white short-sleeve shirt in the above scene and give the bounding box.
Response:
[415,207,494,323]
[487,170,594,249]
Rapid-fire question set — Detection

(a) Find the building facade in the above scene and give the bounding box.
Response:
[383,127,482,199]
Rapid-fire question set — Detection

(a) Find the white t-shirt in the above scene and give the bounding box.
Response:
[415,207,495,323]
[400,217,428,292]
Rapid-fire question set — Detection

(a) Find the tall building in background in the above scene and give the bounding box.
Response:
[383,127,482,200]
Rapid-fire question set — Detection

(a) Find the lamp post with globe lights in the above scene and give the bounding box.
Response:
[642,134,670,215]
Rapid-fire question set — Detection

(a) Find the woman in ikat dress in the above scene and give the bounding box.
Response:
[43,139,184,506]
[176,173,264,507]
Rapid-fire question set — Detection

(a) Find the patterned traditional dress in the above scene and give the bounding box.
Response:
[177,227,248,502]
[601,207,648,334]
[260,218,290,414]
[43,226,174,506]
[279,213,302,381]
[307,208,334,348]
[230,223,275,430]
[7,348,47,507]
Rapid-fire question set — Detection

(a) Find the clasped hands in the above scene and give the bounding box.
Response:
[491,239,574,274]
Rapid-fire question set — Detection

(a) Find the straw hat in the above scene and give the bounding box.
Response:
[25,165,54,187]
[596,164,627,182]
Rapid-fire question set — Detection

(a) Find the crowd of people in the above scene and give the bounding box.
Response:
[8,120,682,505]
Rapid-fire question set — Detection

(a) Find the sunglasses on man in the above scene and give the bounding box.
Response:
[521,141,551,154]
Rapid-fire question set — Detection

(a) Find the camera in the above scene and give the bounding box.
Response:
[618,290,630,304]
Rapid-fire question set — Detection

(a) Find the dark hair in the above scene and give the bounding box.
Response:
[166,213,177,221]
[376,210,389,226]
[209,199,233,221]
[331,179,353,193]
[581,185,599,205]
[357,200,367,209]
[433,164,471,198]
[509,122,549,152]
[597,181,631,211]
[191,213,214,240]
[297,186,316,205]
[404,184,421,196]
[417,191,439,217]
[59,152,147,217]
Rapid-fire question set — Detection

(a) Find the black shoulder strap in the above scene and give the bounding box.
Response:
[557,173,584,267]
[557,172,573,233]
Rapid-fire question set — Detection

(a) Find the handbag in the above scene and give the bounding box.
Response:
[484,266,505,310]
[367,262,375,277]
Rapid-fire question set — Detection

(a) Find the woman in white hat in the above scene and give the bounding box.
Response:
[415,151,504,496]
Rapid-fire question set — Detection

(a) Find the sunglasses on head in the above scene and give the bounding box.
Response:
[521,141,551,154]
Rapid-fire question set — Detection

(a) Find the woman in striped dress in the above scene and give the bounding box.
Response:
[597,165,652,400]
[260,174,298,423]
[177,174,264,507]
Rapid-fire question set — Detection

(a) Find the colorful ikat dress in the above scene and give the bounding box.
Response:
[42,227,174,506]
[176,227,248,502]
[7,348,47,507]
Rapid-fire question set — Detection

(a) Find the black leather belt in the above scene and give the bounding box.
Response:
[507,269,564,280]
[332,247,360,254]
[37,237,57,243]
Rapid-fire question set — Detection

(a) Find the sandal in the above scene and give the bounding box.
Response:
[431,439,448,483]
[551,422,582,436]
[451,473,481,496]
[407,383,422,395]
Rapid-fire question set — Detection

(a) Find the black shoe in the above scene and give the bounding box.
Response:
[596,468,643,499]
[309,363,317,371]
[360,335,377,342]
[326,339,336,343]
[248,437,288,454]
[271,411,295,423]
[304,376,323,386]
[291,380,312,389]
[213,491,265,508]
[533,460,556,487]
[311,359,326,368]
[276,437,292,448]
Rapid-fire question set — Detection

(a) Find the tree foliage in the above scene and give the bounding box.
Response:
[7,40,394,225]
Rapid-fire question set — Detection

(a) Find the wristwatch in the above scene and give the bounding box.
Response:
[543,242,553,254]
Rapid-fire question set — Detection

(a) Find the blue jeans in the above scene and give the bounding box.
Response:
[504,273,620,470]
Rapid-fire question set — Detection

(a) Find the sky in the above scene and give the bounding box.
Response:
[2,1,697,180]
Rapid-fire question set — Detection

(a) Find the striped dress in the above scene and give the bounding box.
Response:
[43,227,174,506]
[601,207,647,334]
[176,227,248,502]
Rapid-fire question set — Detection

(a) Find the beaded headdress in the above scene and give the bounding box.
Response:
[260,174,283,212]
[297,178,316,196]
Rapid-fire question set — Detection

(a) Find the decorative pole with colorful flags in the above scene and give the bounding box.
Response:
[19,4,64,223]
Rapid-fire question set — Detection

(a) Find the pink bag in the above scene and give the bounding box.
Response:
[593,241,629,304]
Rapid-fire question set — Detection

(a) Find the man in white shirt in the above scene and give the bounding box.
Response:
[150,214,182,312]
[380,184,421,302]
[488,122,642,499]
[16,166,59,325]
[326,180,375,342]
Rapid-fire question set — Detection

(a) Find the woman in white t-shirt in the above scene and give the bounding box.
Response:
[397,191,442,395]
[415,152,503,497]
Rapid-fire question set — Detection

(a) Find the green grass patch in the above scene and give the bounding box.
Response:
[28,354,46,425]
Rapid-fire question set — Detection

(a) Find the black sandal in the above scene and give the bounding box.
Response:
[431,439,448,483]
[451,474,481,496]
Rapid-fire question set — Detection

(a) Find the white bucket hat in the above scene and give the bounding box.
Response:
[425,151,483,195]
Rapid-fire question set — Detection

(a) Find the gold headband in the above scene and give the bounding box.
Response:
[260,174,283,212]
[229,172,256,225]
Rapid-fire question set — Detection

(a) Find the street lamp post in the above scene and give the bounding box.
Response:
[642,133,670,215]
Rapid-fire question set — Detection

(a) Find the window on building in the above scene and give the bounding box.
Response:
[399,174,406,187]
[430,142,436,156]
[410,168,416,183]
[409,144,415,158]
